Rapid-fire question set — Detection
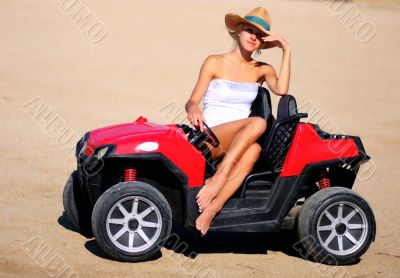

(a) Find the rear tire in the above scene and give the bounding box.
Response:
[297,187,376,265]
[62,171,92,231]
[91,181,172,262]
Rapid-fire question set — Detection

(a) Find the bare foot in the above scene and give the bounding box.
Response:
[195,202,221,236]
[196,174,226,212]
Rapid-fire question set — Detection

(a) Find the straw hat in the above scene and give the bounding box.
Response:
[225,7,273,49]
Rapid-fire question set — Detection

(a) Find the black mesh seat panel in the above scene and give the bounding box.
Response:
[265,119,298,170]
[261,95,299,171]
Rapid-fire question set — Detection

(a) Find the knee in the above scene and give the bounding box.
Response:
[247,143,262,163]
[251,142,262,155]
[248,117,267,137]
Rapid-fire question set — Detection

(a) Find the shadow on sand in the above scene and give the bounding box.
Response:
[58,213,93,239]
[164,225,303,259]
[58,215,360,265]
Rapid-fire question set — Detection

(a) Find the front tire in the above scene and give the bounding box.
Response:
[62,171,91,231]
[91,181,172,262]
[297,187,376,265]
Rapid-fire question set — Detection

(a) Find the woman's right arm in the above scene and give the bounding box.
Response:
[185,55,217,132]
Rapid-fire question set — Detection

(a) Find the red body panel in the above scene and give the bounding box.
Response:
[280,124,359,177]
[86,116,206,187]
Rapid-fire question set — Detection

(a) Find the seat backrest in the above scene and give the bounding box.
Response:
[277,95,298,120]
[261,94,300,171]
[249,86,273,121]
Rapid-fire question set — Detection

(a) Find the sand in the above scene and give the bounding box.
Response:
[1,0,399,277]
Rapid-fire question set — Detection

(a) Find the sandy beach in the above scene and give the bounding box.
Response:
[1,0,399,277]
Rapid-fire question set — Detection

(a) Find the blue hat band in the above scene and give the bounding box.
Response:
[244,15,270,32]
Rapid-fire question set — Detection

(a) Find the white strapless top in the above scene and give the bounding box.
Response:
[203,79,260,128]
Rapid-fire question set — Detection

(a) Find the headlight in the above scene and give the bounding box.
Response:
[95,146,109,159]
[136,142,159,152]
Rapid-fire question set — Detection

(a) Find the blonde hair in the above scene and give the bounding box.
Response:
[227,22,245,38]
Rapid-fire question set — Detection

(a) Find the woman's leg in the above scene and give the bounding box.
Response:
[196,142,262,235]
[202,117,263,160]
[197,117,266,211]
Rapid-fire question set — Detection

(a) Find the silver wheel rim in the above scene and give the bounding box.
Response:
[106,196,162,253]
[316,201,368,256]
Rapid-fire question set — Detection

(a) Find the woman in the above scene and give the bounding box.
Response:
[185,7,291,236]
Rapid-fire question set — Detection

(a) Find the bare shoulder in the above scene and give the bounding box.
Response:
[199,55,220,74]
[202,54,221,66]
[199,54,227,77]
[252,61,276,83]
[255,61,273,71]
[256,61,276,78]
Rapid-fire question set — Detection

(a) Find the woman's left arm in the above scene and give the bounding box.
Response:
[262,33,291,96]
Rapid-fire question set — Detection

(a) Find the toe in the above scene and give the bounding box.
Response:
[195,217,202,229]
[200,200,206,210]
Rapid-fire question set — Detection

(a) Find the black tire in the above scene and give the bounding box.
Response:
[297,187,376,265]
[91,181,172,262]
[62,171,92,231]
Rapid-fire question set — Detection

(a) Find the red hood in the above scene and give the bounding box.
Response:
[85,116,182,155]
[81,116,206,187]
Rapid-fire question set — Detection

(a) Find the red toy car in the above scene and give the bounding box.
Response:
[63,87,375,264]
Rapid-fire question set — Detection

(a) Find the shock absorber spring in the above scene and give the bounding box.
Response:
[124,167,137,182]
[316,168,331,190]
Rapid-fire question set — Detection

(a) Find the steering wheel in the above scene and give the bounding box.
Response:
[196,122,220,148]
